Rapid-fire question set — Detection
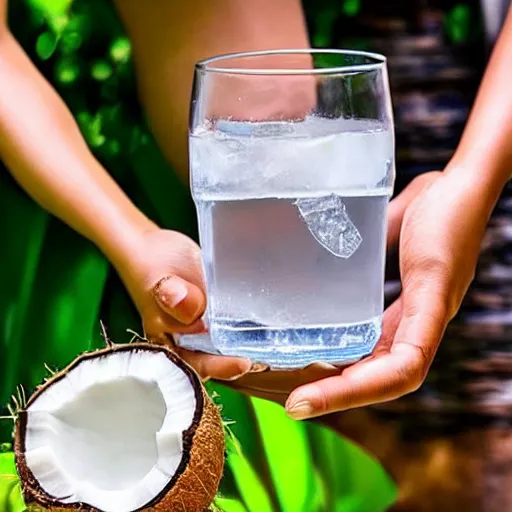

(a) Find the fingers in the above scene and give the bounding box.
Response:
[144,312,252,382]
[144,313,207,339]
[285,281,448,420]
[145,327,253,382]
[175,347,253,382]
[373,296,403,353]
[229,382,290,406]
[234,362,341,395]
[153,275,206,325]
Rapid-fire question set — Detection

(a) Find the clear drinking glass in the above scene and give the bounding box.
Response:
[183,49,394,369]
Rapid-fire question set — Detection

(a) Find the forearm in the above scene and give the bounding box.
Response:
[0,30,155,267]
[447,7,512,203]
[115,0,310,180]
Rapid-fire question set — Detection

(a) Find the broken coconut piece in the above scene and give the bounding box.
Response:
[13,343,225,512]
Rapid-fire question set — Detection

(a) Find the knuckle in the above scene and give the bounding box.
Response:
[397,369,423,396]
[309,383,331,414]
[403,257,454,317]
[144,317,165,337]
[412,255,451,283]
[144,316,176,345]
[412,170,441,189]
[179,352,208,379]
[395,344,430,394]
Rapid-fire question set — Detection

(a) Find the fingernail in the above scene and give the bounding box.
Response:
[155,277,205,325]
[227,371,249,381]
[227,360,253,381]
[227,369,250,381]
[249,363,269,373]
[156,276,188,308]
[286,400,314,420]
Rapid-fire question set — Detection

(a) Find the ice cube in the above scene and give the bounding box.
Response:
[295,195,362,258]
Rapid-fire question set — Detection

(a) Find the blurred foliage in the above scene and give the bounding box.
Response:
[0,450,25,512]
[0,0,397,511]
[445,4,472,43]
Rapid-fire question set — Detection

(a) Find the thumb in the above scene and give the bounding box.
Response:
[153,275,206,325]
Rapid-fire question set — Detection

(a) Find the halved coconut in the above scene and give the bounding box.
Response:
[13,343,225,512]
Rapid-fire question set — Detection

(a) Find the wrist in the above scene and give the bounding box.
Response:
[444,156,508,214]
[95,207,158,274]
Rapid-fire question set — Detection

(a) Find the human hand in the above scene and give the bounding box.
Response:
[282,170,495,419]
[114,227,253,381]
[229,171,496,419]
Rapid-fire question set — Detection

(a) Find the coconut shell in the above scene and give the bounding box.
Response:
[14,343,225,512]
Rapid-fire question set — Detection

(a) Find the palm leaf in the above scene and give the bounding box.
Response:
[13,219,108,390]
[251,398,324,512]
[308,424,396,512]
[0,175,48,417]
[224,425,275,512]
[0,452,26,512]
[212,497,248,512]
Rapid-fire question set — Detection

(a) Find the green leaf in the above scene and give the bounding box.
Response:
[55,57,80,85]
[35,31,57,60]
[27,0,72,17]
[0,476,25,512]
[308,425,396,512]
[104,140,121,156]
[208,384,277,508]
[445,5,471,43]
[0,452,16,475]
[110,37,131,63]
[307,424,346,509]
[91,60,113,81]
[0,453,25,512]
[209,384,267,475]
[224,426,275,512]
[0,172,109,422]
[251,398,318,512]
[213,497,248,512]
[129,136,196,234]
[49,14,70,35]
[18,223,109,376]
[77,112,106,148]
[0,176,49,424]
[313,8,337,48]
[342,0,361,17]
[60,31,82,54]
[309,467,328,512]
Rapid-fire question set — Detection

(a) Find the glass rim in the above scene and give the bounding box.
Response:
[195,48,386,76]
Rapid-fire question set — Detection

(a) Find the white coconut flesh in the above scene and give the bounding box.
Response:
[23,350,198,512]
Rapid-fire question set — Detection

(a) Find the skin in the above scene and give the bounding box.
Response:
[0,0,510,429]
[113,0,312,182]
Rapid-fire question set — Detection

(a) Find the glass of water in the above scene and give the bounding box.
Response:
[184,49,394,369]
